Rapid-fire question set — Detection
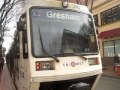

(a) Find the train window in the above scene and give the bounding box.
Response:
[22,26,28,59]
[17,14,26,31]
[22,15,28,59]
[15,33,20,59]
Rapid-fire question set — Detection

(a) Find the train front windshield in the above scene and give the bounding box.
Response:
[30,8,98,57]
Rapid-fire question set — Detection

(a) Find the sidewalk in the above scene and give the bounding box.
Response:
[0,64,16,90]
[102,65,120,78]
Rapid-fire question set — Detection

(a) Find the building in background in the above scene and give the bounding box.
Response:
[92,0,120,66]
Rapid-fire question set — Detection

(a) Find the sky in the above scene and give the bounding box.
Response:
[0,0,17,54]
[3,29,15,54]
[1,0,28,54]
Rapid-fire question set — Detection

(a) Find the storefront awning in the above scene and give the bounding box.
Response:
[98,28,120,39]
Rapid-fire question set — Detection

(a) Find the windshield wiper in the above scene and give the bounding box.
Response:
[38,24,59,62]
[73,53,87,61]
[44,51,59,62]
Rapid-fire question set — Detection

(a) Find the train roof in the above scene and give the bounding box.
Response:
[21,0,90,15]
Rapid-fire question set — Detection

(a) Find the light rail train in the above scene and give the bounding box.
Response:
[6,0,102,90]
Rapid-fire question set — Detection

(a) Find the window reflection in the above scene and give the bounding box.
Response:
[30,8,98,57]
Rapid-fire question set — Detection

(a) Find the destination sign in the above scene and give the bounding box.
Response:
[31,8,82,21]
[47,11,81,20]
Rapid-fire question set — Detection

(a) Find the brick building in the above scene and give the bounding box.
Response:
[92,0,120,66]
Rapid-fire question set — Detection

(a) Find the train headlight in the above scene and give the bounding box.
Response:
[88,58,99,65]
[62,0,68,8]
[36,61,54,71]
[41,61,51,70]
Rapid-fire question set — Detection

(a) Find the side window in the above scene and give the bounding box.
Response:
[15,33,20,59]
[21,14,28,59]
[18,13,28,59]
[23,30,28,59]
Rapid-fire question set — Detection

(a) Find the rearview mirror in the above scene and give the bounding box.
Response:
[17,21,24,31]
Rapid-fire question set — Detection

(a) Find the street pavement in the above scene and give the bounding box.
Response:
[95,76,120,90]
